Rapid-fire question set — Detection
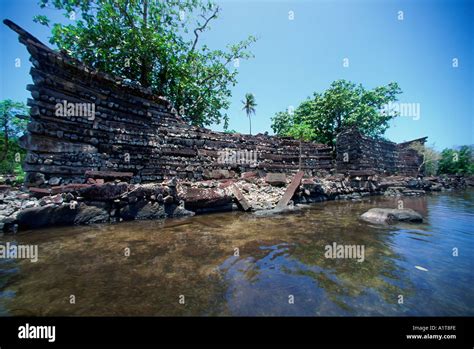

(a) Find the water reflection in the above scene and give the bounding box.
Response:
[0,190,473,316]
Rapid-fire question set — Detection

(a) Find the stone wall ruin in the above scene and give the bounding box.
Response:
[4,20,425,187]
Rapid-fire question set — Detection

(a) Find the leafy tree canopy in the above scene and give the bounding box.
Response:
[34,0,256,128]
[438,146,474,175]
[0,99,28,174]
[271,79,402,145]
[285,121,315,141]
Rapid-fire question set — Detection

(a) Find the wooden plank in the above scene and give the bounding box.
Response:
[230,185,251,211]
[276,171,304,210]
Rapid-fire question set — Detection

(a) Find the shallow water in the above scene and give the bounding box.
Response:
[0,190,473,316]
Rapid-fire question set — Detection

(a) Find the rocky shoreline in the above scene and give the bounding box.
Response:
[0,172,470,234]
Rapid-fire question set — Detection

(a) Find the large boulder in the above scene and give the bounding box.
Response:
[17,202,109,229]
[74,202,110,225]
[361,208,423,224]
[265,173,287,186]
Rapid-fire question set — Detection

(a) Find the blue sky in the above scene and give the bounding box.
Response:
[1,0,472,149]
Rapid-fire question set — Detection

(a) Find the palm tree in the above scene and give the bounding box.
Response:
[241,93,257,135]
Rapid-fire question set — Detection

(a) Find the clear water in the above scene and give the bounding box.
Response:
[0,190,473,316]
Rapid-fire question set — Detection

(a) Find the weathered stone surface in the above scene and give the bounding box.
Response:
[241,171,258,179]
[168,203,195,217]
[265,173,287,186]
[360,208,423,224]
[230,185,251,211]
[120,201,165,221]
[48,177,61,186]
[28,187,51,198]
[7,21,336,185]
[79,182,128,200]
[336,128,425,176]
[85,170,134,181]
[384,187,426,197]
[1,174,466,233]
[0,185,12,192]
[217,179,236,189]
[17,202,109,229]
[25,172,45,186]
[180,187,232,211]
[74,202,110,225]
[276,171,304,210]
[20,134,98,153]
[51,184,91,194]
[204,169,231,180]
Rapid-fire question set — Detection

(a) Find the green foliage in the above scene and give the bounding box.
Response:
[285,121,315,141]
[0,138,26,176]
[0,100,28,179]
[0,99,28,139]
[438,146,474,175]
[241,93,256,135]
[34,0,256,128]
[271,80,402,145]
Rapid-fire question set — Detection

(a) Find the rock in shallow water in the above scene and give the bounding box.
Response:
[360,208,423,224]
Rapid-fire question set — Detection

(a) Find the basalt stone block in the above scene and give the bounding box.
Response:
[17,202,109,229]
[241,171,259,180]
[20,134,98,153]
[79,182,129,200]
[120,201,165,221]
[85,170,134,181]
[48,177,62,186]
[25,172,46,187]
[265,173,287,186]
[0,185,12,192]
[28,187,51,198]
[204,169,231,180]
[74,202,110,224]
[180,187,232,211]
[17,204,66,229]
[51,184,91,194]
[167,203,195,217]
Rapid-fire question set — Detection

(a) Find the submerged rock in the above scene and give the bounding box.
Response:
[360,208,423,224]
[17,202,110,229]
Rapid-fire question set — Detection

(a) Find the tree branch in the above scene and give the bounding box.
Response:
[190,6,219,53]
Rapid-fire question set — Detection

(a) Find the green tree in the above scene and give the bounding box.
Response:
[408,142,440,176]
[0,100,28,162]
[241,93,257,135]
[0,100,28,178]
[285,122,316,170]
[34,0,256,128]
[271,80,402,145]
[438,146,474,175]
